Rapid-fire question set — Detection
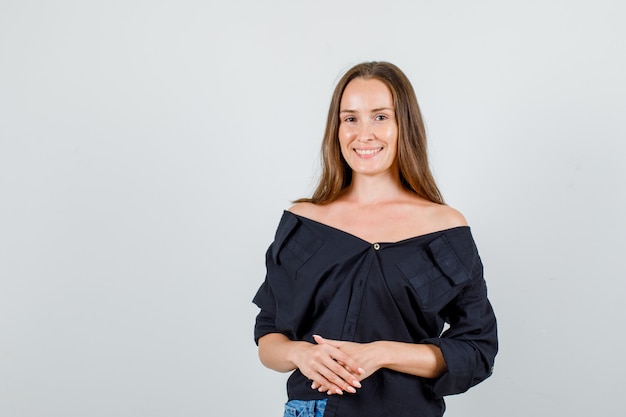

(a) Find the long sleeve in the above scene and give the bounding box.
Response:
[422,255,498,397]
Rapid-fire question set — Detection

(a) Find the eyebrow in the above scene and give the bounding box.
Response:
[339,107,394,114]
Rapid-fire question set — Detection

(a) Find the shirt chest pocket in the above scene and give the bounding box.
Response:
[271,214,323,280]
[278,234,323,279]
[396,234,473,311]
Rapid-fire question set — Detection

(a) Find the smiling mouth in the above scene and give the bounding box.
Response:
[355,147,383,156]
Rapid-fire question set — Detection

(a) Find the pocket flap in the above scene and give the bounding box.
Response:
[428,234,471,286]
[271,212,299,264]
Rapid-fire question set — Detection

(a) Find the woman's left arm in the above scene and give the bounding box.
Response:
[314,266,498,396]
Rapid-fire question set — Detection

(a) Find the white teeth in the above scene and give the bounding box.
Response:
[355,148,382,155]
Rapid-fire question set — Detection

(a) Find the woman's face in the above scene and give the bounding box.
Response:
[338,77,399,178]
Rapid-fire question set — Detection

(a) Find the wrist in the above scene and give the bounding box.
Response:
[372,340,391,369]
[287,340,313,370]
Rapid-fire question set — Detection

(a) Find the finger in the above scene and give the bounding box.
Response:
[313,334,342,348]
[311,380,350,395]
[304,358,348,394]
[309,374,345,395]
[317,357,360,393]
[314,336,364,376]
[302,343,361,393]
[327,349,364,379]
[308,353,357,394]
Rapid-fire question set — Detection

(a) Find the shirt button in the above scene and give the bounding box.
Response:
[373,243,380,250]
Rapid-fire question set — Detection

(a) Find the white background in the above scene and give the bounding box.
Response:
[1,1,625,416]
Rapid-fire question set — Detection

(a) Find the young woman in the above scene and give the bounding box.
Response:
[253,61,498,417]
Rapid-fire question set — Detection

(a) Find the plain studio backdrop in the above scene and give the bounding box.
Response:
[1,1,624,416]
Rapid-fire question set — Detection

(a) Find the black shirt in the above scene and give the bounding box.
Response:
[253,211,498,417]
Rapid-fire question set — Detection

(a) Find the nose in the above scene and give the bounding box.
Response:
[356,121,374,142]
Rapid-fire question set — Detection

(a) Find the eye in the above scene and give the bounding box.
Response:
[344,116,356,123]
[374,114,388,121]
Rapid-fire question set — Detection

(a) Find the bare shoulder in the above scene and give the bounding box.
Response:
[288,201,339,226]
[411,199,469,233]
[431,204,468,228]
[287,201,320,218]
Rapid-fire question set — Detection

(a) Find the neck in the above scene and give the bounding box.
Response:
[342,171,406,205]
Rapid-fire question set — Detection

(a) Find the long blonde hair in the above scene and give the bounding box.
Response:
[296,61,444,205]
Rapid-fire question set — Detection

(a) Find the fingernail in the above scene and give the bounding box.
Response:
[347,386,356,393]
[353,380,361,388]
[358,368,365,374]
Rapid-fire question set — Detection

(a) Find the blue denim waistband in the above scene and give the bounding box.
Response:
[283,399,327,417]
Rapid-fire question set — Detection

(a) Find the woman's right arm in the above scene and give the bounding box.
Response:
[258,333,363,395]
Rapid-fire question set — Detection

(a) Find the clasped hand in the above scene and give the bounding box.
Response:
[295,335,381,395]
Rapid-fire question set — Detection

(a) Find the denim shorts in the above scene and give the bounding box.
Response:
[283,399,327,417]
